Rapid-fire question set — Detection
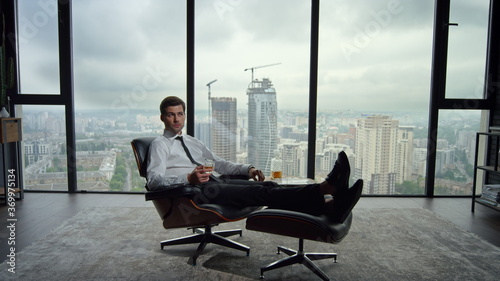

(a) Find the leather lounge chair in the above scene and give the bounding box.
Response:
[131,137,259,265]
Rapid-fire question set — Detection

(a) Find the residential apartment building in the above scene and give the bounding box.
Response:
[355,116,413,194]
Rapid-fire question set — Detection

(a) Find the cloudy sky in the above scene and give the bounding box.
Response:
[17,0,490,113]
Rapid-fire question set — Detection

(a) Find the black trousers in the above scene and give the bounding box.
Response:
[194,179,325,216]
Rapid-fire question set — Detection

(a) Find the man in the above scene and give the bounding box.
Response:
[147,96,362,222]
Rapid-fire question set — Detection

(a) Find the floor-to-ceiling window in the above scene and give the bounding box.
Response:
[17,0,186,192]
[16,0,67,191]
[70,0,186,192]
[194,0,311,180]
[435,0,490,196]
[317,0,434,195]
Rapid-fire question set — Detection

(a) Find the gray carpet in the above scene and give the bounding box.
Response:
[1,206,499,281]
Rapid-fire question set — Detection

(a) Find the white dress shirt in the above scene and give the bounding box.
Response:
[146,130,252,190]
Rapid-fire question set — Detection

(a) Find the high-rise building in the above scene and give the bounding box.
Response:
[436,148,455,176]
[211,97,237,162]
[397,126,414,184]
[195,121,211,149]
[281,143,300,178]
[413,147,427,176]
[314,143,354,182]
[247,78,278,174]
[355,115,413,194]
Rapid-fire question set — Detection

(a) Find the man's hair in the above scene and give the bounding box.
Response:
[159,96,186,115]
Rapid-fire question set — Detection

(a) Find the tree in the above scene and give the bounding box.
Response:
[395,181,423,195]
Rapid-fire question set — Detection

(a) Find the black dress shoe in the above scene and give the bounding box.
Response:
[328,179,363,223]
[325,151,350,194]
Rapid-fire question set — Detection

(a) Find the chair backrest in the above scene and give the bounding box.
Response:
[131,137,157,178]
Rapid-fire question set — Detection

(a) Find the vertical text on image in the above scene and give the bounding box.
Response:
[6,168,17,274]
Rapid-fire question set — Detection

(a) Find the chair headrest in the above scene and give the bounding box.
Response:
[131,137,156,178]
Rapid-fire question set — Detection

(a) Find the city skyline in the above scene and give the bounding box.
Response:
[20,98,479,195]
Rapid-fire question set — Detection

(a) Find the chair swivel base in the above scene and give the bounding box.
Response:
[160,226,250,265]
[260,238,337,281]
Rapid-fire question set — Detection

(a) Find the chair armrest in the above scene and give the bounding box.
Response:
[220,174,250,181]
[145,174,248,201]
[145,184,200,201]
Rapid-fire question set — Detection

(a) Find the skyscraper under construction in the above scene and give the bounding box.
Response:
[247,78,278,174]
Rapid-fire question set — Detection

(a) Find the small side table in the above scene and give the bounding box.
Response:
[270,178,317,186]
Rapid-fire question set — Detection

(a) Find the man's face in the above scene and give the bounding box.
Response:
[161,105,185,134]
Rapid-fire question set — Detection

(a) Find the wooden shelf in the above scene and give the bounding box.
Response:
[476,166,500,172]
[0,187,21,195]
[472,132,500,212]
[475,198,500,211]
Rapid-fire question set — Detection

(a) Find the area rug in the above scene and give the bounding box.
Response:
[0,207,499,280]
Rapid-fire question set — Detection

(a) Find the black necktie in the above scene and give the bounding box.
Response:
[176,136,223,183]
[177,136,202,166]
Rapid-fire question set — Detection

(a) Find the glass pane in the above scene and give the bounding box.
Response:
[72,0,186,192]
[17,0,60,94]
[194,0,311,177]
[318,0,434,195]
[436,110,486,195]
[446,0,489,98]
[19,105,67,190]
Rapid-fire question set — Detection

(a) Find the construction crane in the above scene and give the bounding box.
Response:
[244,63,281,84]
[206,79,217,101]
[206,79,217,149]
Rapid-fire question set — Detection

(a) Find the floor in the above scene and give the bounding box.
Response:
[1,192,499,264]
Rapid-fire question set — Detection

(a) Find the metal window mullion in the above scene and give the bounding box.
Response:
[186,0,195,136]
[426,0,451,197]
[58,0,77,193]
[307,0,319,180]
